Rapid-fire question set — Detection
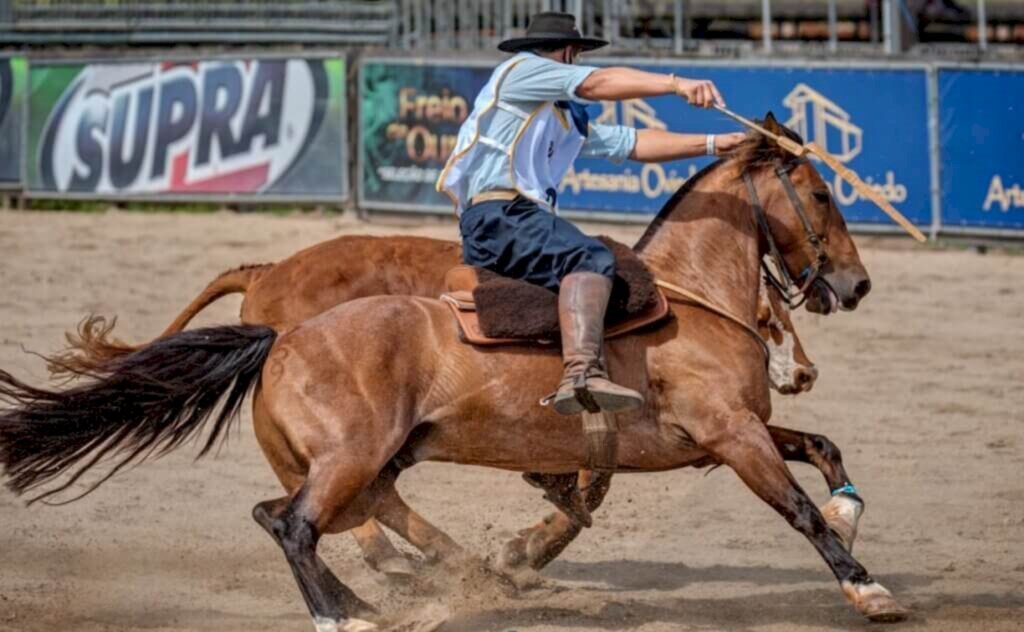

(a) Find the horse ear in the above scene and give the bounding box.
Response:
[763,111,783,134]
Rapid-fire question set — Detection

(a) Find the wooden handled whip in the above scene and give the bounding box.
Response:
[713,105,927,243]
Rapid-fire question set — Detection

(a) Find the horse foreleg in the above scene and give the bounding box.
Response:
[522,472,594,527]
[697,414,907,623]
[769,425,864,552]
[348,520,416,579]
[499,470,613,573]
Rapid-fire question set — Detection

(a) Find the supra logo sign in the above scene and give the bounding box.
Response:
[783,83,907,206]
[40,60,327,194]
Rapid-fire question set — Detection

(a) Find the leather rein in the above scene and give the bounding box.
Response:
[654,158,829,364]
[654,278,771,364]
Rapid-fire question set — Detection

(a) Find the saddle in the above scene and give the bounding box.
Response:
[441,236,671,346]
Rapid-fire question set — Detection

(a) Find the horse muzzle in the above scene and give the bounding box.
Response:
[776,364,819,395]
[806,271,871,314]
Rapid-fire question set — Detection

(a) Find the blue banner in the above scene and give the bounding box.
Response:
[938,68,1024,231]
[564,63,931,228]
[358,59,931,229]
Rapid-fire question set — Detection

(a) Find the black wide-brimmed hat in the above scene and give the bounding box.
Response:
[498,12,608,53]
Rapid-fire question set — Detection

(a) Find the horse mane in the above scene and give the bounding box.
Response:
[633,158,724,252]
[633,119,806,253]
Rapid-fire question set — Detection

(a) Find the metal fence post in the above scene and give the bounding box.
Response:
[977,0,988,51]
[762,0,772,53]
[401,0,412,48]
[502,0,512,39]
[603,0,617,48]
[673,0,685,55]
[827,0,838,53]
[882,0,902,54]
[926,66,943,241]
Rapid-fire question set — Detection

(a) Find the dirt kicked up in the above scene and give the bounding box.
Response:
[0,209,1022,632]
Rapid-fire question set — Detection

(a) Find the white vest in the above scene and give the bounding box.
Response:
[436,53,587,215]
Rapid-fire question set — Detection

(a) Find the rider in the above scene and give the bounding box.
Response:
[438,11,745,416]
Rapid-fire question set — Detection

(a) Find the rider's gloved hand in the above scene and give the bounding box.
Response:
[672,76,725,109]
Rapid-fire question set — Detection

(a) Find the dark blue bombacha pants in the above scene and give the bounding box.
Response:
[459,196,616,293]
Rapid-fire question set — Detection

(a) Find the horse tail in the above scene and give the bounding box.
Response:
[0,324,277,504]
[48,263,273,380]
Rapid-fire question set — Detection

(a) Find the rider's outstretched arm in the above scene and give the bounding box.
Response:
[629,129,746,162]
[577,68,724,108]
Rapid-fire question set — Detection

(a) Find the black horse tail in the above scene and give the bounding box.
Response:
[0,325,277,504]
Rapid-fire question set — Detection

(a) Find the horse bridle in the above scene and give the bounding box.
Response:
[742,158,830,309]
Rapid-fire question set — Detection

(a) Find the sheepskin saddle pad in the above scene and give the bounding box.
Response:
[441,236,670,346]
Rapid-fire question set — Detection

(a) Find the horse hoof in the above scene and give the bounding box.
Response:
[498,535,530,572]
[377,555,417,580]
[313,617,378,632]
[821,494,863,553]
[842,580,909,623]
[391,603,451,632]
[340,618,379,632]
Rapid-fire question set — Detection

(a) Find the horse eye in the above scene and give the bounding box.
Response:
[813,190,831,204]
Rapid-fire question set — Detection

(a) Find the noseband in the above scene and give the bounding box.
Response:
[742,158,829,309]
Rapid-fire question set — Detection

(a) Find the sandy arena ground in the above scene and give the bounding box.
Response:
[0,209,1022,632]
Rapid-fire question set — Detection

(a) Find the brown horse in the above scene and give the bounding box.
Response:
[50,233,845,578]
[52,235,817,395]
[0,118,901,631]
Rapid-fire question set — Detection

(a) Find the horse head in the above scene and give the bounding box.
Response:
[736,113,871,315]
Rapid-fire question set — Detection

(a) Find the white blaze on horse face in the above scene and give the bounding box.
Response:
[760,282,802,393]
[769,327,801,393]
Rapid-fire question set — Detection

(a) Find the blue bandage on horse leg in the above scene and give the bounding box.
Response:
[831,483,859,497]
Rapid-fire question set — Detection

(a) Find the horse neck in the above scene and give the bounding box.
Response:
[637,164,763,324]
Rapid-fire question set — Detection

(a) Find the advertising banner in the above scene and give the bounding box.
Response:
[359,60,491,212]
[937,67,1024,232]
[0,56,26,188]
[359,58,931,228]
[568,63,932,227]
[26,56,348,201]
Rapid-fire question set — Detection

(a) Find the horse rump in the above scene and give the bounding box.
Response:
[0,324,276,504]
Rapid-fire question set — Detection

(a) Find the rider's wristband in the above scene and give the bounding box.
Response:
[706,134,717,156]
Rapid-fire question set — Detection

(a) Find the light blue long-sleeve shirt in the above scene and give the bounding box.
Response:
[461,53,637,200]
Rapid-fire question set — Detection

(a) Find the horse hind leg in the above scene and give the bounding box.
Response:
[697,414,906,622]
[257,461,401,632]
[770,425,864,552]
[253,498,377,619]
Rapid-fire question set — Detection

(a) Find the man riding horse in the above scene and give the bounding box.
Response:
[438,12,745,416]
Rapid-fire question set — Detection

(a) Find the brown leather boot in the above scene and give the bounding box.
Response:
[551,272,644,416]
